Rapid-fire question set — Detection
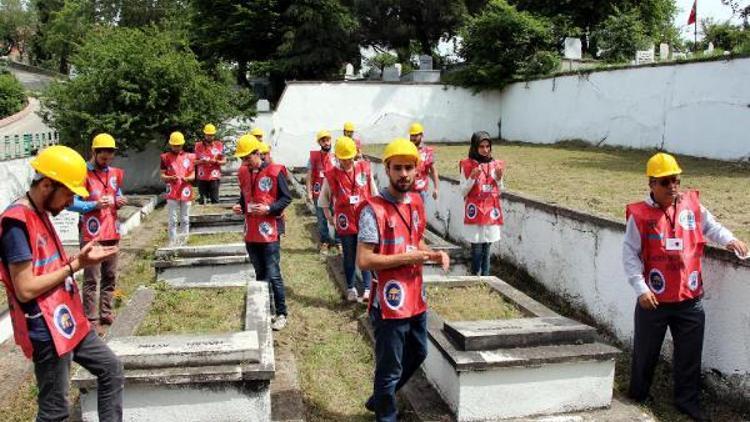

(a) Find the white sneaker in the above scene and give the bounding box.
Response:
[271,315,287,331]
[362,289,371,302]
[346,288,358,302]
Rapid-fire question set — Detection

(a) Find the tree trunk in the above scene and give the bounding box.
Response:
[236,60,249,88]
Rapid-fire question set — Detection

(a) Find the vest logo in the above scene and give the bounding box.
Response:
[182,158,191,169]
[182,187,192,198]
[259,222,275,237]
[491,208,501,220]
[688,271,700,291]
[86,217,100,235]
[258,176,273,192]
[420,151,427,162]
[466,203,478,220]
[383,280,405,310]
[357,172,368,186]
[53,304,76,339]
[36,233,48,248]
[211,169,221,178]
[415,178,426,189]
[648,269,666,294]
[109,176,118,190]
[313,182,321,194]
[678,209,697,231]
[198,168,205,178]
[211,148,219,156]
[337,213,349,230]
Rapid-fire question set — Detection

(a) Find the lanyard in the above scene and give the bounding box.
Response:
[661,199,678,234]
[343,167,359,196]
[388,202,414,244]
[91,167,111,194]
[25,193,66,264]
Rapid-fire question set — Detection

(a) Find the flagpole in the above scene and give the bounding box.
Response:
[694,0,698,51]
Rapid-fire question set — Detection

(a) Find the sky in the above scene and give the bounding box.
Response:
[675,0,742,39]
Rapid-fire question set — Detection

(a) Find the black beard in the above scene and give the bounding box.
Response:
[392,179,413,193]
[321,146,331,152]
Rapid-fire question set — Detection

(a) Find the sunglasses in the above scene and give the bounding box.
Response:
[654,176,680,187]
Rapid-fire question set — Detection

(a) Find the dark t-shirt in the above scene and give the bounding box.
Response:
[0,219,51,341]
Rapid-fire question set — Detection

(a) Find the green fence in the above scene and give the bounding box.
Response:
[0,131,59,160]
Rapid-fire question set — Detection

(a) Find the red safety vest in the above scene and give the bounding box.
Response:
[0,203,90,358]
[309,150,336,201]
[195,140,224,181]
[325,161,374,235]
[367,193,427,319]
[460,159,504,226]
[239,164,283,243]
[81,166,124,242]
[413,146,435,193]
[626,190,706,303]
[161,151,195,201]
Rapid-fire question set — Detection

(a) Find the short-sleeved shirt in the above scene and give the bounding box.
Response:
[357,190,411,245]
[0,219,51,341]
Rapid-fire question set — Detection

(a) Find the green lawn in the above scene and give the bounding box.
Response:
[365,141,750,241]
[427,283,524,321]
[187,231,243,246]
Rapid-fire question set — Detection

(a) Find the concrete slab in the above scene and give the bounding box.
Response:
[107,287,156,338]
[191,223,244,234]
[107,331,261,369]
[155,244,247,259]
[155,263,253,288]
[443,316,597,351]
[189,213,243,225]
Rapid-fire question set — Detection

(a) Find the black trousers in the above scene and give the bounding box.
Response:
[629,298,705,413]
[197,179,220,204]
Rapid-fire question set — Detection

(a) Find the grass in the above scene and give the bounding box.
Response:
[427,283,524,321]
[136,286,245,336]
[187,231,243,246]
[364,141,750,241]
[190,203,233,215]
[0,292,6,310]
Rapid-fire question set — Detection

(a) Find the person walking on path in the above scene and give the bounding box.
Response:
[160,131,196,246]
[318,136,378,302]
[67,133,127,330]
[0,145,124,421]
[408,123,439,202]
[306,130,338,255]
[357,138,450,422]
[233,135,292,331]
[194,123,225,204]
[459,131,505,276]
[623,152,748,421]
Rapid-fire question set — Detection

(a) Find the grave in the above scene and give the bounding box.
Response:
[73,281,275,422]
[153,248,253,288]
[659,43,670,61]
[401,54,441,83]
[189,212,244,234]
[382,65,400,82]
[419,275,620,421]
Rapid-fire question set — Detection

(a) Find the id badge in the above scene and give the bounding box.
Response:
[665,238,684,251]
[349,195,360,205]
[481,184,493,193]
[406,245,417,252]
[319,171,325,178]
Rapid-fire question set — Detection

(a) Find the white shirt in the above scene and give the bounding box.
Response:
[459,168,504,244]
[622,194,736,296]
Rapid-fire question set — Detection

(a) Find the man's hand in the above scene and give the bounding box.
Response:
[470,167,481,179]
[638,292,659,310]
[428,250,450,272]
[727,239,749,259]
[96,196,112,209]
[403,250,432,265]
[115,196,128,207]
[232,204,242,215]
[76,241,118,269]
[249,204,269,216]
[432,189,439,200]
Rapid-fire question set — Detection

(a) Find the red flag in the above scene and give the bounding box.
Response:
[687,0,697,25]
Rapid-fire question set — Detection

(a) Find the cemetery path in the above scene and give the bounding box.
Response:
[0,97,53,137]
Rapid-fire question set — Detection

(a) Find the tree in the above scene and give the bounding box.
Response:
[0,69,25,117]
[449,0,559,90]
[701,18,750,51]
[365,52,398,77]
[42,0,95,73]
[39,26,252,152]
[591,8,649,63]
[0,0,36,57]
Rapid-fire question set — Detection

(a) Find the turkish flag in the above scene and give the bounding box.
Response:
[687,0,697,25]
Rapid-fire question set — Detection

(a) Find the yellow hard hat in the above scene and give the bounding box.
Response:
[646,152,682,178]
[169,131,185,146]
[335,136,357,160]
[316,130,331,141]
[203,124,217,135]
[251,128,264,137]
[343,121,355,132]
[92,133,116,149]
[234,134,261,158]
[258,142,270,154]
[409,122,424,136]
[30,145,89,197]
[383,138,419,163]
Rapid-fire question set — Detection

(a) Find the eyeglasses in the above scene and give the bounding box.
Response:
[655,176,680,187]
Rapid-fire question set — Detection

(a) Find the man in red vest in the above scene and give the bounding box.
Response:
[408,123,439,202]
[160,131,195,246]
[623,152,747,421]
[194,123,225,205]
[357,138,449,421]
[67,133,127,329]
[306,130,338,254]
[318,136,378,302]
[233,135,292,331]
[0,145,123,421]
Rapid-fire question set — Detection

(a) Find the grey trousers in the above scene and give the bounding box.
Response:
[32,329,124,422]
[82,239,119,321]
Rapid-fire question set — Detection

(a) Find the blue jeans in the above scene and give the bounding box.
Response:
[369,307,428,422]
[315,206,336,245]
[245,241,287,316]
[470,242,492,276]
[340,234,372,290]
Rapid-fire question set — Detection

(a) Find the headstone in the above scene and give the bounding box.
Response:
[256,99,270,112]
[659,43,670,60]
[345,63,354,77]
[635,48,655,65]
[419,55,433,71]
[50,210,79,245]
[707,42,715,53]
[563,37,582,60]
[382,65,400,82]
[394,63,402,76]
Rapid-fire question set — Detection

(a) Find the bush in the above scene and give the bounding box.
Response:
[0,71,26,118]
[39,26,253,152]
[591,8,650,64]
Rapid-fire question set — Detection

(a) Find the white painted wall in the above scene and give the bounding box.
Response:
[371,161,750,395]
[0,157,35,211]
[499,57,750,160]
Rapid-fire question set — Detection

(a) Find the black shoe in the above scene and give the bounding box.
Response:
[365,395,375,412]
[676,404,710,422]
